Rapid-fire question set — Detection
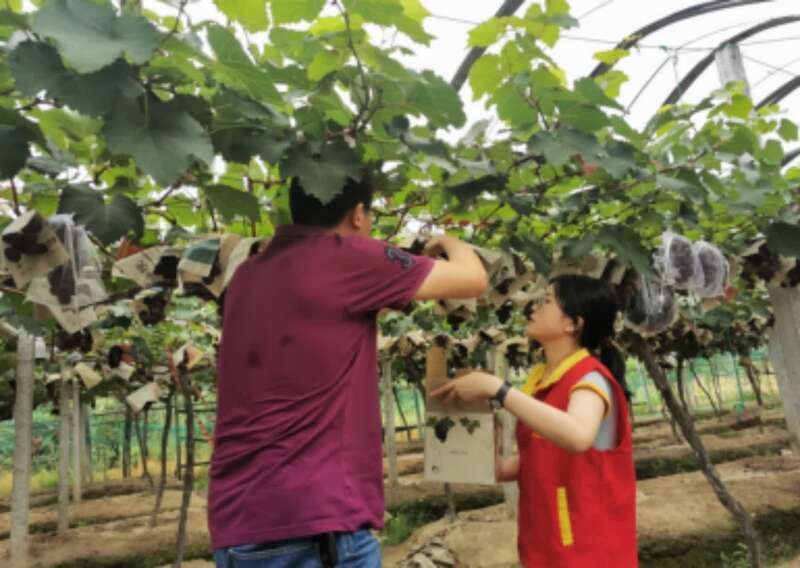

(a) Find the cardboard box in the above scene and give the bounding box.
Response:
[423,346,496,485]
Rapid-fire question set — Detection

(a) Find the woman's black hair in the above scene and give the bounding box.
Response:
[550,274,631,402]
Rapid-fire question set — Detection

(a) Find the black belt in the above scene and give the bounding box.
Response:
[315,532,339,568]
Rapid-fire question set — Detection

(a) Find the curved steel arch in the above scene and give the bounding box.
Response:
[757,76,800,109]
[782,147,800,167]
[662,16,800,106]
[450,0,525,93]
[589,0,773,78]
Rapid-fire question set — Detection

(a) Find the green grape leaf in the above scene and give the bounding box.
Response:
[207,23,282,105]
[0,108,45,178]
[31,0,159,73]
[469,54,503,100]
[468,17,508,47]
[203,184,260,223]
[509,234,552,276]
[766,222,800,258]
[214,0,269,32]
[280,141,362,205]
[408,70,466,129]
[9,41,142,117]
[0,124,31,178]
[103,98,214,186]
[58,184,144,245]
[270,0,325,24]
[778,119,798,142]
[212,127,290,165]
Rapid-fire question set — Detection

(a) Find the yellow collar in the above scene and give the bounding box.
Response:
[522,349,591,396]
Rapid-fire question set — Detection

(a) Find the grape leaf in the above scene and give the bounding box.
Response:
[214,0,268,32]
[207,24,282,105]
[270,0,325,24]
[280,141,362,205]
[58,184,144,245]
[103,98,214,186]
[203,184,260,223]
[31,0,159,73]
[10,41,142,117]
[766,222,800,258]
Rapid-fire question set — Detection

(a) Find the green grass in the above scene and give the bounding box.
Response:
[640,508,800,568]
[381,490,504,545]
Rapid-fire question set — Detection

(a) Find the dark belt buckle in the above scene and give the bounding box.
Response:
[317,533,338,567]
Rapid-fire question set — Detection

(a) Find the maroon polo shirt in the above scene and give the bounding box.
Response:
[208,225,434,549]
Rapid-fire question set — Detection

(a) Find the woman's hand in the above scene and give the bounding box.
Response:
[430,371,503,405]
[495,456,520,483]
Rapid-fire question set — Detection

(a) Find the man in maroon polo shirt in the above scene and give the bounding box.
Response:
[209,175,487,567]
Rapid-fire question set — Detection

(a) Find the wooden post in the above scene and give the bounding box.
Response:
[382,359,398,487]
[174,369,195,568]
[637,360,654,414]
[81,402,93,484]
[493,347,518,514]
[413,387,424,442]
[122,405,132,478]
[71,380,82,503]
[57,376,71,535]
[174,403,182,480]
[10,330,35,568]
[729,351,746,414]
[767,285,800,451]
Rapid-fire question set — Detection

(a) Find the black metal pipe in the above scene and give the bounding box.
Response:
[757,75,800,109]
[663,16,800,106]
[590,0,773,78]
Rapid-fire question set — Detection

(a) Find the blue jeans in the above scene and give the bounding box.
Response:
[214,530,381,568]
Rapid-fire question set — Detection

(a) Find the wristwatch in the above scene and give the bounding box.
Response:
[490,380,513,410]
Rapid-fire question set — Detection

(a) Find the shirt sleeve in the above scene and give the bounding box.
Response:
[340,236,435,317]
[571,371,612,418]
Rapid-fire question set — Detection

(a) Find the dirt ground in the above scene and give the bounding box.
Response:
[0,409,796,567]
[0,487,209,567]
[383,454,800,567]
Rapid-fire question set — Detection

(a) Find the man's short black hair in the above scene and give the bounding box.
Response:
[289,175,374,228]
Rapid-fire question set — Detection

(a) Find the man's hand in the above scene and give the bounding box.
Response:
[422,236,457,258]
[414,236,488,301]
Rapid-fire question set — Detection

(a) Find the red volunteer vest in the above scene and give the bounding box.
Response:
[515,355,638,567]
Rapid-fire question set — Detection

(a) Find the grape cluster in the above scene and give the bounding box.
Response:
[139,292,168,325]
[697,247,718,287]
[3,215,47,263]
[56,329,93,353]
[625,282,676,334]
[506,343,532,370]
[46,222,77,305]
[667,236,696,286]
[107,345,124,368]
[202,259,222,286]
[450,343,470,370]
[784,259,800,288]
[495,300,514,324]
[153,254,179,285]
[741,244,781,286]
[401,238,426,256]
[522,300,535,321]
[47,266,76,305]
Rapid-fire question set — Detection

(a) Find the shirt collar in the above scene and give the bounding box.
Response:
[522,348,591,396]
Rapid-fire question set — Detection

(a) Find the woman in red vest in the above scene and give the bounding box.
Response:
[432,275,638,567]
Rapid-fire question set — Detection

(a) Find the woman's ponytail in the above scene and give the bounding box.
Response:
[599,339,631,403]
